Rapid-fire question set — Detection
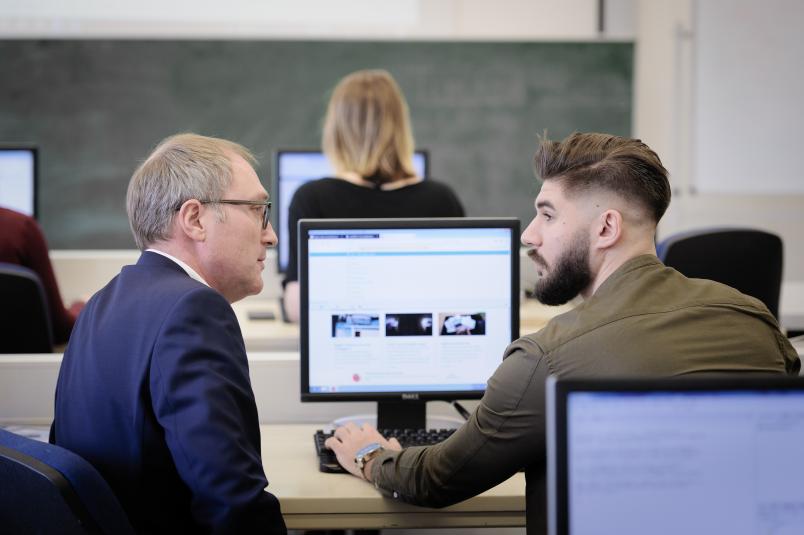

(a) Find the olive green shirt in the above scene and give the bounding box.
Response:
[371,255,799,534]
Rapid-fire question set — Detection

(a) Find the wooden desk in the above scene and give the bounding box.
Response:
[261,424,526,530]
[233,300,299,352]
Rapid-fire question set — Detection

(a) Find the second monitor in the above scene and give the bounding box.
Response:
[273,149,429,274]
[0,146,37,218]
[300,217,520,429]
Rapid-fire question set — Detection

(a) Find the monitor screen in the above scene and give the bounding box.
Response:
[547,377,804,535]
[0,147,37,218]
[274,149,429,274]
[300,218,519,429]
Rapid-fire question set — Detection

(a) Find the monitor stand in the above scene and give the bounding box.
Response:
[329,402,465,431]
[376,400,426,430]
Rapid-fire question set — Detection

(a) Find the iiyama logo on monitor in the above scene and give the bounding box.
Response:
[401,393,420,400]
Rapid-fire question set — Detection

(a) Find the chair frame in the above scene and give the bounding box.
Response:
[0,428,136,535]
[657,227,783,318]
[0,443,103,534]
[0,262,54,352]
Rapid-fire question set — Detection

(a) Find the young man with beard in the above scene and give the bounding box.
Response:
[324,132,800,535]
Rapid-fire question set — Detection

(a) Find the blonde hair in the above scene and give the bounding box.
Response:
[126,133,256,250]
[322,69,416,184]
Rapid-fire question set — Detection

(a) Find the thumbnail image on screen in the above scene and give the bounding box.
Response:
[385,313,433,336]
[332,314,380,338]
[438,312,486,335]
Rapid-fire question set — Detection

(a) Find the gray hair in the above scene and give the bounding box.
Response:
[126,133,256,250]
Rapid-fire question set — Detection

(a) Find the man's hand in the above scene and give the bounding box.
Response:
[324,422,402,480]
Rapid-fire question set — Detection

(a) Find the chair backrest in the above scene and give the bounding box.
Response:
[657,228,783,318]
[0,428,135,535]
[0,262,53,353]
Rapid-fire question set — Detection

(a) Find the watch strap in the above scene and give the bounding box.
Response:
[354,442,385,479]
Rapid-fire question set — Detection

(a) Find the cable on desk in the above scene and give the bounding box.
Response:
[450,400,471,421]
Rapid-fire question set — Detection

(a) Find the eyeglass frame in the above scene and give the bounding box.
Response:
[175,199,272,230]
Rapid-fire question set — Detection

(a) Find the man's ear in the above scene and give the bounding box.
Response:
[594,209,623,250]
[176,200,206,242]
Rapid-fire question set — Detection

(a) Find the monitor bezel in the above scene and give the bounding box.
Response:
[299,217,520,403]
[547,375,804,535]
[0,145,38,220]
[272,148,430,274]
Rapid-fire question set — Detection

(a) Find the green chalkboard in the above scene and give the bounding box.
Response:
[0,40,632,248]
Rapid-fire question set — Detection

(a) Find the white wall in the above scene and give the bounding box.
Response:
[634,0,804,286]
[693,0,804,196]
[0,0,627,40]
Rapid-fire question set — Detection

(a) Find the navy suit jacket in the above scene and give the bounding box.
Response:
[52,252,286,534]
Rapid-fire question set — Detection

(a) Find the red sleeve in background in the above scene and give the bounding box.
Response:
[0,209,81,345]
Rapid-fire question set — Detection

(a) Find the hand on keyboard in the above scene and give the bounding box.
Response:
[321,422,402,478]
[314,424,456,475]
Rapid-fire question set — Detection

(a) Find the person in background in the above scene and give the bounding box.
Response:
[51,133,286,534]
[0,206,84,345]
[322,132,800,535]
[282,69,465,322]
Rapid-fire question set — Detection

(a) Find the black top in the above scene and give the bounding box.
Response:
[284,177,465,283]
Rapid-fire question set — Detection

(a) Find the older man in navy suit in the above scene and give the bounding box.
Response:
[51,133,286,534]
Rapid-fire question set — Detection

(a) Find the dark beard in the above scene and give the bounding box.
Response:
[531,232,592,306]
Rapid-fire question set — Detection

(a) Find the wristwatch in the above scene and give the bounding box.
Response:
[354,442,385,479]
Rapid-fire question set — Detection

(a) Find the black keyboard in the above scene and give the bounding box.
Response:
[314,428,457,473]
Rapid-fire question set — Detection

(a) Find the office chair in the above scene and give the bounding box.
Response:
[0,428,135,535]
[657,228,783,318]
[0,262,53,353]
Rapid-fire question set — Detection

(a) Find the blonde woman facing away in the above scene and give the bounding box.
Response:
[282,69,465,322]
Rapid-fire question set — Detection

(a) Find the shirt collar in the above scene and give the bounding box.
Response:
[145,248,210,287]
[589,254,662,301]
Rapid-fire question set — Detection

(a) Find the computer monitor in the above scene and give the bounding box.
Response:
[547,376,804,535]
[299,217,520,429]
[274,149,430,274]
[0,146,38,218]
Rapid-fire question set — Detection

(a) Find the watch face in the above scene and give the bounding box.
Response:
[356,442,382,460]
[355,442,385,473]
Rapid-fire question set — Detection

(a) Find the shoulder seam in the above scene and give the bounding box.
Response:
[543,300,771,353]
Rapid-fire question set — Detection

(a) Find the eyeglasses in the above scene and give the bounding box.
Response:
[176,199,272,230]
[205,199,272,230]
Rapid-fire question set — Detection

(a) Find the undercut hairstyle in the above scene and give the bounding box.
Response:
[126,133,256,250]
[534,132,671,224]
[322,69,416,184]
